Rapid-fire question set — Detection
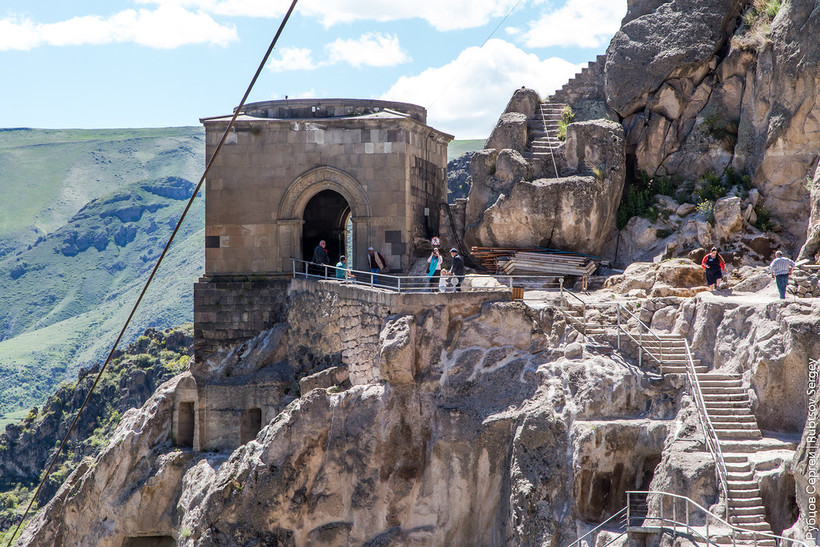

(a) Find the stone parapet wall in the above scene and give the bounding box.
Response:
[286,279,509,385]
[193,275,290,359]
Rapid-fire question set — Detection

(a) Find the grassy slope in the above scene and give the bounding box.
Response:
[448,139,485,161]
[0,128,205,419]
[0,127,203,248]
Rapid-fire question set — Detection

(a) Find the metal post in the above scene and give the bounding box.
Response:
[685,501,689,534]
[673,499,676,536]
[398,276,402,293]
[638,327,643,368]
[292,259,295,279]
[559,278,564,310]
[616,306,621,350]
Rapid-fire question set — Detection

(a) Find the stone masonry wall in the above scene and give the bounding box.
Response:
[286,279,508,385]
[193,276,290,359]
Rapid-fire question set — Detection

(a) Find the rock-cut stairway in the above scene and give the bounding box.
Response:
[558,303,777,542]
[699,373,775,543]
[525,100,566,160]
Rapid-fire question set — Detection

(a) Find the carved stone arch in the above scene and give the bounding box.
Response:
[278,166,371,221]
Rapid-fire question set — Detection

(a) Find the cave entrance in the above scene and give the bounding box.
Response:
[577,453,661,523]
[177,402,195,448]
[240,408,262,444]
[302,190,351,270]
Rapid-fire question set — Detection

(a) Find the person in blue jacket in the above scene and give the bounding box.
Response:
[426,248,441,291]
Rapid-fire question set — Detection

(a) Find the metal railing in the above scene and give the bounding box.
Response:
[627,491,812,546]
[556,288,732,521]
[539,102,560,178]
[681,339,731,523]
[567,507,627,547]
[290,258,563,294]
[557,288,665,367]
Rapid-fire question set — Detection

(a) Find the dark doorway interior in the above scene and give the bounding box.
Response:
[177,402,194,448]
[240,408,262,444]
[123,537,175,547]
[302,190,351,267]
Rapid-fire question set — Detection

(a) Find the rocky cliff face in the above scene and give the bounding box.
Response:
[15,285,818,545]
[469,0,820,266]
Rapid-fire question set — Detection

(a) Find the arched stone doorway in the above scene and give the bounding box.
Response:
[278,166,371,271]
[301,189,351,266]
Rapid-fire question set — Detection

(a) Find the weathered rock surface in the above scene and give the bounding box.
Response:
[465,120,625,255]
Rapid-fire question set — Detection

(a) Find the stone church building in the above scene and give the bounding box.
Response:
[194,98,453,355]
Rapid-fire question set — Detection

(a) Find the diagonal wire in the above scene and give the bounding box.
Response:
[426,0,524,112]
[6,1,300,544]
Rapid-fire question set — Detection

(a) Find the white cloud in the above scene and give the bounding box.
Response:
[381,39,580,139]
[267,46,316,72]
[325,33,410,68]
[521,0,626,48]
[135,0,286,18]
[0,6,237,50]
[140,0,521,30]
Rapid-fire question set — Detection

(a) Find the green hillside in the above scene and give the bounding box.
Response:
[0,128,205,420]
[448,139,485,161]
[0,127,203,255]
[0,177,203,415]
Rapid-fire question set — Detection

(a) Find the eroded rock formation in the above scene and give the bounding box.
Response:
[17,282,819,545]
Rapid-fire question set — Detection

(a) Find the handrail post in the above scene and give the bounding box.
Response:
[616,305,621,350]
[673,499,676,536]
[638,327,643,368]
[559,278,564,310]
[397,276,402,293]
[292,258,295,279]
[626,492,630,528]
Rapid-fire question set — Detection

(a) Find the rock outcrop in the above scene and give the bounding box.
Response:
[465,119,625,256]
[16,282,819,545]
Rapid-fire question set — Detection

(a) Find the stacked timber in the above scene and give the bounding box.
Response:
[470,247,598,276]
[501,252,597,276]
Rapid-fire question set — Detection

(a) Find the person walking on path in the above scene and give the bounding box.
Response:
[312,239,330,277]
[769,250,796,299]
[427,248,442,291]
[367,246,387,285]
[449,248,465,292]
[701,247,726,291]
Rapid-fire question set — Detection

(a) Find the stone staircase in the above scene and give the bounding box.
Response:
[699,373,775,542]
[550,54,607,105]
[558,301,780,542]
[525,100,566,160]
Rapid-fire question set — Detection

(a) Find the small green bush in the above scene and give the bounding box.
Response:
[754,205,777,231]
[694,171,729,202]
[696,200,716,226]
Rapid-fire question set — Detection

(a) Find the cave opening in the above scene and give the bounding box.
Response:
[177,401,195,448]
[240,407,262,444]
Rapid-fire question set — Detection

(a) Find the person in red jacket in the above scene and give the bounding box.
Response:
[701,247,726,291]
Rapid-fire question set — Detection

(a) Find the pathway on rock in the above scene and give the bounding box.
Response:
[525,100,566,162]
[552,295,789,543]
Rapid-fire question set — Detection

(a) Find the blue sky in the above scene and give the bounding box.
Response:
[0,0,625,139]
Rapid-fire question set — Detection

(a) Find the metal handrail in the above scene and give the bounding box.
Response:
[538,101,560,178]
[611,303,665,367]
[567,507,627,547]
[627,490,812,547]
[681,340,731,523]
[557,287,665,366]
[290,258,563,293]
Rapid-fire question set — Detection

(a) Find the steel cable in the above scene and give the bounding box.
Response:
[6,1,299,543]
